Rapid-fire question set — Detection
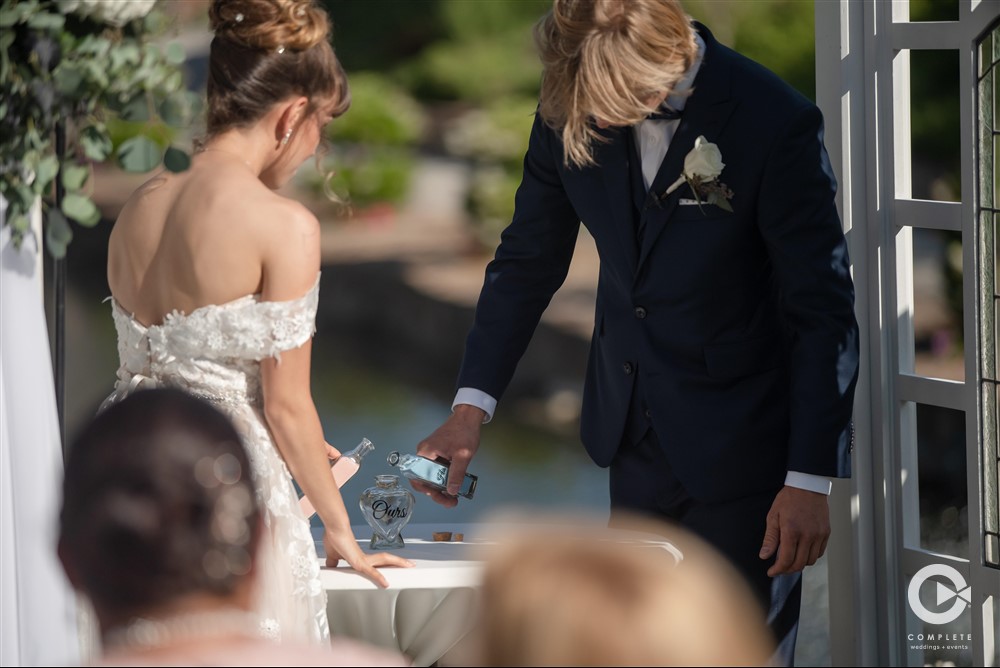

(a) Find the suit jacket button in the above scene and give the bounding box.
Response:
[634,306,647,319]
[623,362,634,375]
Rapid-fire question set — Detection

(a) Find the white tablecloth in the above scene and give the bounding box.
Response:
[320,522,682,666]
[321,523,486,666]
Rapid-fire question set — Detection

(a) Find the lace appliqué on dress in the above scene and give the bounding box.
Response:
[153,275,321,363]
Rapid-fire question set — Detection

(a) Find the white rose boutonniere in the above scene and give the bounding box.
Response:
[662,135,733,212]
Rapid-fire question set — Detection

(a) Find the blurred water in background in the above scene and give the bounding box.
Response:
[308,343,609,536]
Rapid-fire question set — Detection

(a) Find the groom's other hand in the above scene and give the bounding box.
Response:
[413,404,486,507]
[759,486,831,576]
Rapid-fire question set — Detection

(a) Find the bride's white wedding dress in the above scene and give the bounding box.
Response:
[102,273,329,644]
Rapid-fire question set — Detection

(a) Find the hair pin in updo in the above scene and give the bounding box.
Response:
[234,12,244,22]
[276,45,285,54]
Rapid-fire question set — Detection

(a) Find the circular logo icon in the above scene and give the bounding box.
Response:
[907,564,971,625]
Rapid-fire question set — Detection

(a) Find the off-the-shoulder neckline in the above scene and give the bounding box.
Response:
[109,272,321,331]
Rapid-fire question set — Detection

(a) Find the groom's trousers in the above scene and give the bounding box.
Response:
[608,374,802,666]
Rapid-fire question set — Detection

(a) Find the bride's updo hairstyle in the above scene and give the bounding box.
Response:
[59,389,261,623]
[205,0,350,140]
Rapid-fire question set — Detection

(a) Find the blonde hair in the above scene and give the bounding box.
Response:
[535,0,697,168]
[472,516,774,666]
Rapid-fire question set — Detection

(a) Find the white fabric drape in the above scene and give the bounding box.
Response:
[0,198,81,666]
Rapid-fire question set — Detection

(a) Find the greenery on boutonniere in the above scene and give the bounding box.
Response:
[682,174,734,213]
[0,0,199,258]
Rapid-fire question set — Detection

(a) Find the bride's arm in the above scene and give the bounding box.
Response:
[257,206,412,587]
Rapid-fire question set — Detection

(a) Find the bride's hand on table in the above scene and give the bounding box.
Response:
[323,530,414,588]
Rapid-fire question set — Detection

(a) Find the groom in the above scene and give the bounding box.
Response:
[415,0,859,660]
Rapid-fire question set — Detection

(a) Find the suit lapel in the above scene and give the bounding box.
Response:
[596,126,639,275]
[636,25,737,273]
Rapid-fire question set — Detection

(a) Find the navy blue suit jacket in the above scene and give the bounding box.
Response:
[457,25,860,503]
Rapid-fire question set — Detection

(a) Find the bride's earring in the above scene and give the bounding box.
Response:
[280,129,292,147]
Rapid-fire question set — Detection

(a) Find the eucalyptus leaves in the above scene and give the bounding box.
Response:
[59,0,157,28]
[0,0,198,257]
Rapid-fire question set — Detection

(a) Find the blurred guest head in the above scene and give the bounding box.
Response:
[471,514,774,666]
[60,389,410,667]
[58,388,261,637]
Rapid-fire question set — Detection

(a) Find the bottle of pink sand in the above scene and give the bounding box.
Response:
[299,437,374,519]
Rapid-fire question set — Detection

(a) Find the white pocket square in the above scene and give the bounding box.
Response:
[678,198,701,206]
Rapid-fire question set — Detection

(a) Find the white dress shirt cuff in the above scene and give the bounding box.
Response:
[784,471,833,495]
[453,388,496,424]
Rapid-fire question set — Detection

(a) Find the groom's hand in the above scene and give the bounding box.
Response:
[759,485,830,576]
[413,404,485,507]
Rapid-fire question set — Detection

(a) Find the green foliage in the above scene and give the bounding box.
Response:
[319,0,963,253]
[342,0,546,235]
[324,146,414,212]
[443,95,536,168]
[328,72,426,146]
[0,0,194,257]
[322,0,446,72]
[909,48,961,196]
[323,0,548,76]
[394,0,545,103]
[466,164,522,248]
[318,73,424,211]
[44,208,72,257]
[446,96,536,243]
[116,135,163,173]
[438,0,550,40]
[728,0,816,100]
[395,28,542,103]
[909,0,960,21]
[163,146,191,173]
[324,0,546,104]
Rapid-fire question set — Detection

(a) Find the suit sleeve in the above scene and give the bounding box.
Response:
[757,103,859,478]
[456,112,582,401]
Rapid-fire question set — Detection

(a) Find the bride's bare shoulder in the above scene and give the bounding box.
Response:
[113,164,207,230]
[114,170,172,219]
[198,169,318,232]
[111,164,319,266]
[255,194,321,260]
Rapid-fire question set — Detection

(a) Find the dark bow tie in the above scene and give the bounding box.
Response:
[646,104,682,121]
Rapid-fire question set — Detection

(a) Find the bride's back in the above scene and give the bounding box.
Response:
[108,156,285,327]
[106,0,351,327]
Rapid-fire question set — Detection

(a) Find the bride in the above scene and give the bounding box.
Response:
[102,0,411,645]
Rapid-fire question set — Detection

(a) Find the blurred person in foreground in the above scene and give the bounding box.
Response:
[58,388,409,667]
[102,0,411,644]
[416,0,859,663]
[461,515,773,667]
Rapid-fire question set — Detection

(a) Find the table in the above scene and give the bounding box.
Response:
[319,522,683,666]
[320,523,487,666]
